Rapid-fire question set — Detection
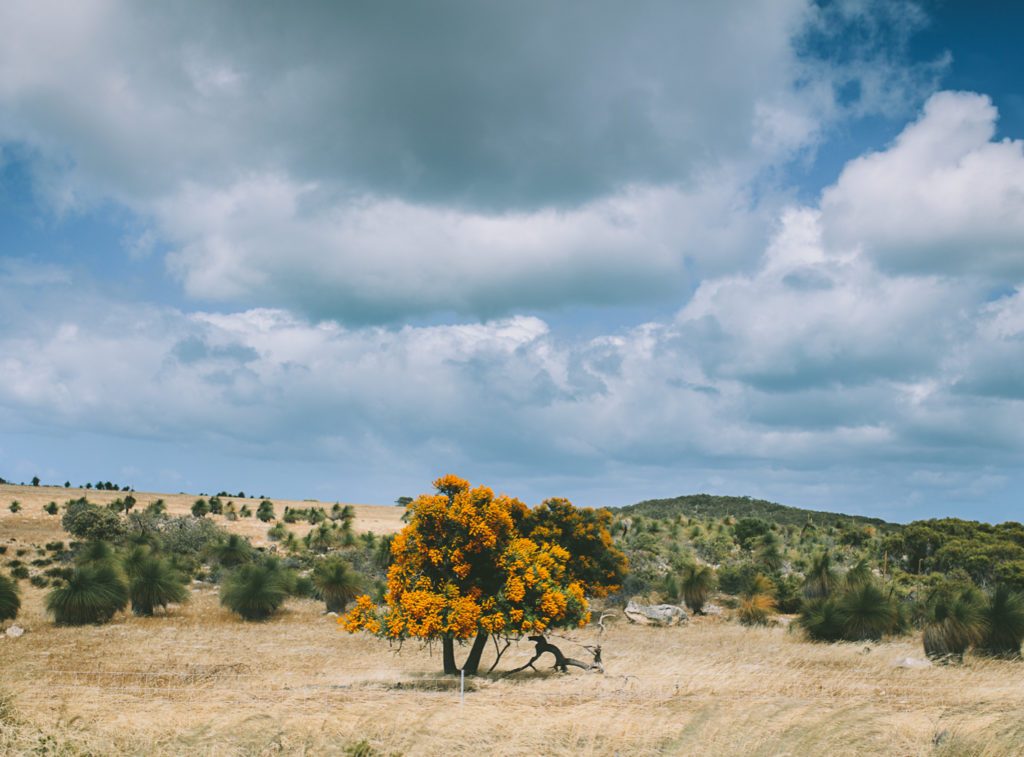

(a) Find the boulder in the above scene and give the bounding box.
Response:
[624,601,687,626]
[5,624,24,638]
[893,656,931,669]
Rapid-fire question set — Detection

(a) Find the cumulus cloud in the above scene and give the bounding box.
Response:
[821,90,1024,277]
[0,0,944,322]
[159,173,767,322]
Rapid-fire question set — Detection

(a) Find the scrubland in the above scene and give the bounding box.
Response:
[2,485,1023,755]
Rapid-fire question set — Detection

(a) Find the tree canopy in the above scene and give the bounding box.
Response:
[341,474,626,675]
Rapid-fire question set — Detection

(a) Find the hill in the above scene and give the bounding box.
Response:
[614,493,897,531]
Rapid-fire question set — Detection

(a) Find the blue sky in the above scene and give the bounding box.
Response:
[2,0,1024,524]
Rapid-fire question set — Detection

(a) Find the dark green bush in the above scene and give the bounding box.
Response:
[0,572,19,622]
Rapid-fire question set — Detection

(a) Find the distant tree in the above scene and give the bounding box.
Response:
[85,483,92,490]
[44,502,59,515]
[191,498,210,518]
[257,500,276,523]
[123,494,137,514]
[64,481,70,488]
[32,476,40,487]
[733,518,771,550]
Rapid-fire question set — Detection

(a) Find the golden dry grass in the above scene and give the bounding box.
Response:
[3,484,1024,755]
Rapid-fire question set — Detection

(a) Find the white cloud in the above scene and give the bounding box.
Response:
[159,173,768,322]
[821,91,1024,277]
[0,0,941,322]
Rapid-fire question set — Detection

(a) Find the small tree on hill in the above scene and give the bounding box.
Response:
[32,476,40,487]
[191,498,210,518]
[342,475,626,675]
[257,500,275,522]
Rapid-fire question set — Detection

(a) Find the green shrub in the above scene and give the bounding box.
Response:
[44,502,58,515]
[29,575,49,588]
[9,501,21,513]
[267,522,289,541]
[220,563,290,621]
[10,566,29,580]
[61,499,126,542]
[0,572,20,623]
[238,504,253,518]
[45,565,129,625]
[191,499,209,518]
[45,541,65,551]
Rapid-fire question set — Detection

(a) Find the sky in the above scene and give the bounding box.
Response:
[1,0,1023,524]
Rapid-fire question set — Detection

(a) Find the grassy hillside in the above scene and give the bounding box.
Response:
[615,493,896,531]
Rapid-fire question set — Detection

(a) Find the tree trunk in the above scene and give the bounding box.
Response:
[461,632,489,675]
[442,635,458,675]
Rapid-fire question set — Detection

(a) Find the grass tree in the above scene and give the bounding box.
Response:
[77,540,119,568]
[45,564,129,625]
[679,563,715,615]
[211,533,253,567]
[0,572,20,624]
[803,552,837,601]
[978,585,1024,658]
[312,557,363,613]
[220,562,290,621]
[834,581,902,641]
[128,555,190,616]
[738,573,777,626]
[923,588,987,663]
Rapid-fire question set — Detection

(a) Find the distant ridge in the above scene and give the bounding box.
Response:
[614,493,897,530]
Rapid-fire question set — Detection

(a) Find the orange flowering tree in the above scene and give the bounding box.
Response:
[341,475,627,675]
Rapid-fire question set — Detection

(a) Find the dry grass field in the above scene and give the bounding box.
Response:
[3,484,1024,756]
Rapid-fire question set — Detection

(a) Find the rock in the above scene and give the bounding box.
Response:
[326,612,338,618]
[5,625,24,638]
[624,601,687,626]
[893,656,931,669]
